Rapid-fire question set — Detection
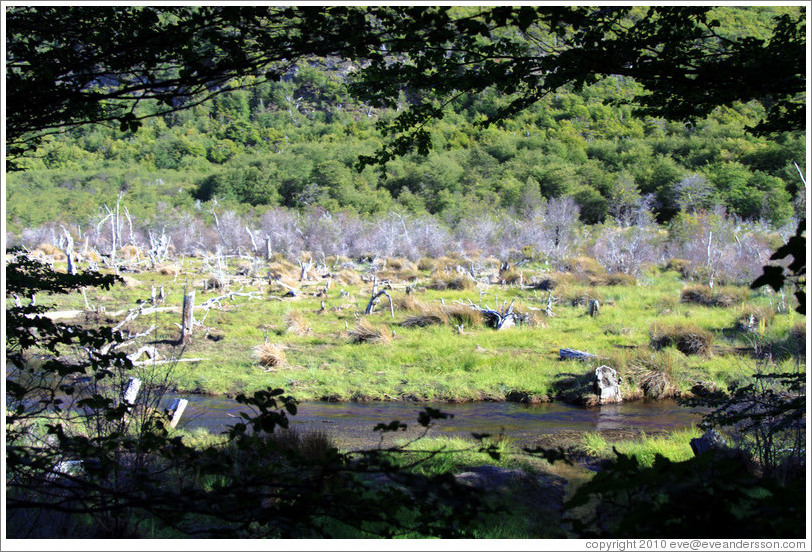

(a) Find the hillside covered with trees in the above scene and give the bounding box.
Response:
[6,6,805,247]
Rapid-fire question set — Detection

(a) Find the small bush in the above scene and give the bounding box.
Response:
[650,323,713,356]
[253,342,287,368]
[348,319,391,344]
[680,285,715,306]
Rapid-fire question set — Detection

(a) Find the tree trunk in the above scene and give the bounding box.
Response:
[181,289,195,344]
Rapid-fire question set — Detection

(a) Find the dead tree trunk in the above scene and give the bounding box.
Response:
[180,287,195,344]
[559,348,596,361]
[588,299,600,317]
[61,226,76,275]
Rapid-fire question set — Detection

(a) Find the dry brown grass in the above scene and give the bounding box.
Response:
[563,256,606,277]
[34,243,66,260]
[335,269,363,285]
[157,264,180,276]
[443,303,483,327]
[284,309,312,335]
[427,272,476,291]
[119,245,142,260]
[593,273,638,287]
[681,285,748,307]
[253,342,287,369]
[267,261,299,280]
[402,313,447,327]
[393,294,428,313]
[348,319,391,344]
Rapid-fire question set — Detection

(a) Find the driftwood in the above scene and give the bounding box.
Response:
[559,348,597,361]
[457,298,520,330]
[364,276,394,318]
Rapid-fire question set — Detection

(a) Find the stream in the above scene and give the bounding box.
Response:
[169,396,704,450]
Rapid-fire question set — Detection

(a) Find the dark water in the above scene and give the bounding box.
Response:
[168,396,703,449]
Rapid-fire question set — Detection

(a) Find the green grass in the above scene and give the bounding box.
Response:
[579,427,703,466]
[35,257,806,402]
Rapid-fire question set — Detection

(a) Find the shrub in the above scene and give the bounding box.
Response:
[252,342,287,368]
[650,323,713,356]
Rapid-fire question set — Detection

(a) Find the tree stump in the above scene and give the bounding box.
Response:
[594,365,622,404]
[588,299,600,317]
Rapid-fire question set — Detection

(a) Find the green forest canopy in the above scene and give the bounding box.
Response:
[5,5,806,233]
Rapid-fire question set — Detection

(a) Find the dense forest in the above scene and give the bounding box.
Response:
[5,6,805,248]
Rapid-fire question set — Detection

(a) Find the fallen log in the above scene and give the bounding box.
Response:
[559,348,597,361]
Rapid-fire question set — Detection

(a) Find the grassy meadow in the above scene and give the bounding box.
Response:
[28,249,805,405]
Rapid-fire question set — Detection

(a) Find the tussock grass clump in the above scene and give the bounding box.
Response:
[531,271,578,291]
[498,267,524,285]
[80,249,101,262]
[255,428,336,464]
[427,273,476,291]
[417,257,438,272]
[335,269,362,285]
[556,284,604,307]
[253,342,287,369]
[402,313,447,327]
[34,243,66,260]
[284,309,312,335]
[606,349,683,399]
[157,264,180,276]
[118,245,142,260]
[599,273,638,287]
[735,306,775,332]
[393,294,427,313]
[267,261,299,280]
[664,258,690,275]
[681,285,749,307]
[789,323,806,356]
[348,319,391,344]
[563,256,606,277]
[443,303,484,327]
[650,323,713,356]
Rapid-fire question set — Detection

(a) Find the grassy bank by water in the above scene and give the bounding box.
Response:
[32,253,805,404]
